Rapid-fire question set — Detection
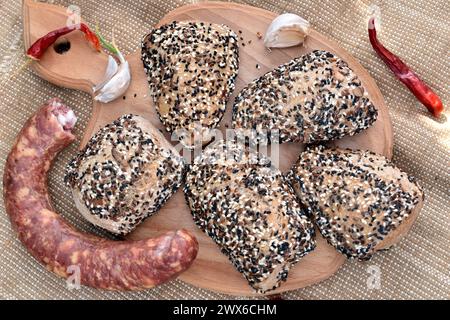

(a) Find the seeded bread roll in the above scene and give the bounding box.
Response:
[184,141,316,293]
[65,114,185,235]
[287,146,424,260]
[232,50,377,144]
[141,21,239,148]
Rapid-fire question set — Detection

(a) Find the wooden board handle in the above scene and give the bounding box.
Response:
[22,0,109,93]
[22,0,159,150]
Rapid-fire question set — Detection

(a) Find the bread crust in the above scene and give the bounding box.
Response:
[232,50,377,144]
[65,114,185,235]
[288,146,424,260]
[184,141,316,293]
[142,21,239,147]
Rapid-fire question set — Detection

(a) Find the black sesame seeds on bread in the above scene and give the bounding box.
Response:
[141,21,239,148]
[232,50,377,144]
[184,141,316,293]
[64,115,185,235]
[287,146,424,260]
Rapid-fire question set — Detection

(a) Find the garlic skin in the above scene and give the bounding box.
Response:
[93,55,119,93]
[94,52,131,103]
[264,13,310,48]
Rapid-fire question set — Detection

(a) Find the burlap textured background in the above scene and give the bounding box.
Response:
[0,0,448,300]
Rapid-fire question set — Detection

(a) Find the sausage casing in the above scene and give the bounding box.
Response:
[3,99,198,290]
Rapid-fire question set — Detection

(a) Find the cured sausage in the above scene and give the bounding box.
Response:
[3,98,198,290]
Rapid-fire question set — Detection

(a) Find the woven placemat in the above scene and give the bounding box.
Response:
[0,0,448,300]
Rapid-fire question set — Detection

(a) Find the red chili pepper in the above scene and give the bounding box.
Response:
[368,17,444,117]
[27,23,101,60]
[79,24,101,52]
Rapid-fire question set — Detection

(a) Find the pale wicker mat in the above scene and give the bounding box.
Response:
[0,0,448,300]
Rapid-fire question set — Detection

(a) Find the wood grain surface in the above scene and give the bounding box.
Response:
[23,0,394,295]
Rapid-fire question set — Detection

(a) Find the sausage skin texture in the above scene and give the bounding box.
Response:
[3,99,199,290]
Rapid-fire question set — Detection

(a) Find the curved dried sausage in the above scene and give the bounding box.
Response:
[3,98,198,290]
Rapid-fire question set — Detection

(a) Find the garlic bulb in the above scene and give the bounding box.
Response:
[264,13,310,48]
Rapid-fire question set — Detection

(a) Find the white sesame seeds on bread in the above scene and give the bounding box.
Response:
[141,21,239,148]
[232,50,378,144]
[184,140,316,293]
[64,115,185,235]
[287,146,424,260]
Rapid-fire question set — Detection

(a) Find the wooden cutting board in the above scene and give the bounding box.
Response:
[23,0,393,295]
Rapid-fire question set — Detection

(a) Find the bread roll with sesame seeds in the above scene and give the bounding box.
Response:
[64,114,185,235]
[184,140,316,293]
[141,21,239,148]
[232,50,378,144]
[287,146,424,260]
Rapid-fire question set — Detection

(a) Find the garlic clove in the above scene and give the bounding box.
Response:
[93,55,119,93]
[264,13,310,48]
[94,61,131,103]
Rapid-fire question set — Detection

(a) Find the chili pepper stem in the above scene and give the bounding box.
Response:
[95,24,119,55]
[111,30,125,64]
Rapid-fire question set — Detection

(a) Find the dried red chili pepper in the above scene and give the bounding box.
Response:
[368,17,444,117]
[80,24,101,52]
[27,23,101,60]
